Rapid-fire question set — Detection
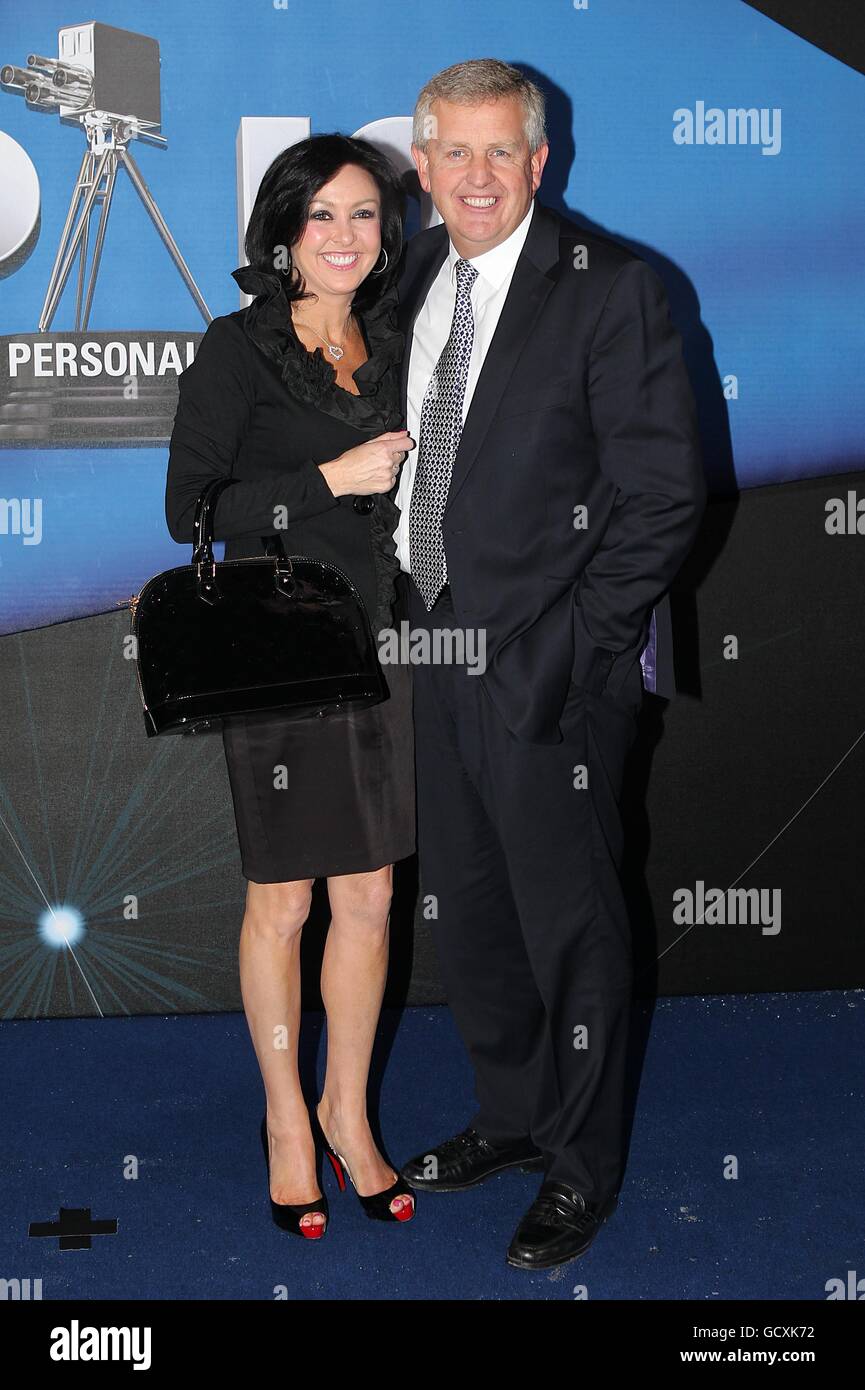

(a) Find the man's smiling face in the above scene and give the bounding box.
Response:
[412,95,548,258]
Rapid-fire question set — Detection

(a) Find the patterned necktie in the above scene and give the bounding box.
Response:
[409,257,479,609]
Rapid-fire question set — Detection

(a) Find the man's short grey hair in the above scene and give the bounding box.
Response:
[413,59,547,153]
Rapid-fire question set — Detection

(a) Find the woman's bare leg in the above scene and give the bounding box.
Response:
[316,865,413,1216]
[239,876,326,1231]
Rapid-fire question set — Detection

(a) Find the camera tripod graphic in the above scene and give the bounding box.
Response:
[2,25,212,332]
[40,109,211,332]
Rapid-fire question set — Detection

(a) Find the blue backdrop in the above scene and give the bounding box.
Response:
[1,0,863,634]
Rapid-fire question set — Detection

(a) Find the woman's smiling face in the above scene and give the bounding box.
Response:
[290,163,382,301]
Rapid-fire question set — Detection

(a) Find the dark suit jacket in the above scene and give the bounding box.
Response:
[397,199,706,744]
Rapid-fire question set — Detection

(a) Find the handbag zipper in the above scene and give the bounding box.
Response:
[130,551,367,614]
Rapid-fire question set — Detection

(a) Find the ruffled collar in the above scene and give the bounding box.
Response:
[231,263,403,431]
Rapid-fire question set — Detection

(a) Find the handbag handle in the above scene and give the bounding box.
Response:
[191,476,236,563]
[190,476,295,604]
[190,477,234,605]
[262,531,296,598]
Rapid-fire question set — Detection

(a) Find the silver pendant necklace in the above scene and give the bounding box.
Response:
[293,316,351,362]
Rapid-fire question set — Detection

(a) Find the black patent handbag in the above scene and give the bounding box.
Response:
[131,476,387,736]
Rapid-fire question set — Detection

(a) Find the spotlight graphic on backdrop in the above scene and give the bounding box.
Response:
[38,905,85,949]
[1,21,211,331]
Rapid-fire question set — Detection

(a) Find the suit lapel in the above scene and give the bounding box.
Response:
[445,222,560,513]
[399,202,562,513]
[398,227,448,414]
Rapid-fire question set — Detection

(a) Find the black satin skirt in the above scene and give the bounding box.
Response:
[221,657,416,882]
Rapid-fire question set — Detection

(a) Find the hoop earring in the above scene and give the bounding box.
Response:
[371,248,389,276]
[278,254,293,278]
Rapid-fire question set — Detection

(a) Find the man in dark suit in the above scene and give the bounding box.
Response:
[395,59,706,1269]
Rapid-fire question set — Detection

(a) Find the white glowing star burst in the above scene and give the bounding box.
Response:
[38,905,85,949]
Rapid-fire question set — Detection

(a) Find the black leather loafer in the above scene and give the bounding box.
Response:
[400,1126,544,1191]
[506,1180,617,1269]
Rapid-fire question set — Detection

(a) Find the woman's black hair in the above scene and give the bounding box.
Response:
[243,133,406,311]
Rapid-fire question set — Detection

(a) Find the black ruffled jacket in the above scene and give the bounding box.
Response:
[165,263,406,635]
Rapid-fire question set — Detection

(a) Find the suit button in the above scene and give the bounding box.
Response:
[353,496,375,514]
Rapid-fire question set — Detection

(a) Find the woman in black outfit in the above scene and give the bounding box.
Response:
[165,136,417,1237]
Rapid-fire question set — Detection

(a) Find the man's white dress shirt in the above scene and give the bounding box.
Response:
[394,198,536,574]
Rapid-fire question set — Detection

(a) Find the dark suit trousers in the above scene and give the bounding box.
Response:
[406,576,639,1204]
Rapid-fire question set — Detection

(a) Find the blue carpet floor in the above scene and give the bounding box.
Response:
[2,992,862,1300]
